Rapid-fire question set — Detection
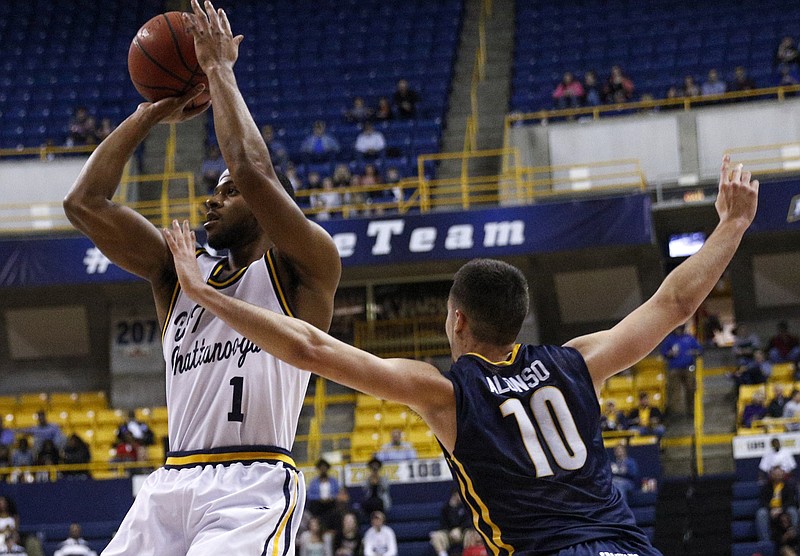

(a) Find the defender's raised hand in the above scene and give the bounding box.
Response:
[184,0,243,73]
[163,220,208,301]
[716,154,759,228]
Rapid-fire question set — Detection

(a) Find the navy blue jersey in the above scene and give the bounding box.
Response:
[441,344,659,556]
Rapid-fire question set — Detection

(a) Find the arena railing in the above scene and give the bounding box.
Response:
[464,0,491,153]
[353,315,449,359]
[724,140,800,177]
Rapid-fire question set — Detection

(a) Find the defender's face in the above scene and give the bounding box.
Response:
[204,179,261,250]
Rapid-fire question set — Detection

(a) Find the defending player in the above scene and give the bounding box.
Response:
[63,1,341,553]
[164,155,758,555]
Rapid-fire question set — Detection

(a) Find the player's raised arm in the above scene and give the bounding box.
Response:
[566,155,759,388]
[184,0,342,327]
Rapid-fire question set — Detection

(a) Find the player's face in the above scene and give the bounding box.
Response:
[204,179,261,250]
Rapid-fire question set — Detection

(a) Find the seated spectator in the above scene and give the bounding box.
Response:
[552,72,585,110]
[35,439,60,481]
[301,121,340,161]
[582,70,602,106]
[344,97,374,124]
[0,421,14,448]
[757,466,799,542]
[116,410,155,447]
[311,177,343,220]
[610,444,640,501]
[307,459,340,530]
[332,165,352,189]
[603,65,634,103]
[53,523,97,556]
[355,122,386,160]
[681,75,700,97]
[95,118,115,143]
[384,166,403,204]
[67,107,97,146]
[332,512,361,556]
[770,385,790,418]
[701,68,727,96]
[61,433,91,477]
[0,496,20,540]
[200,143,227,193]
[306,171,323,191]
[729,66,757,92]
[769,322,800,365]
[112,431,141,463]
[785,390,800,431]
[375,97,394,122]
[732,350,772,388]
[776,36,800,71]
[626,393,665,440]
[297,516,330,556]
[775,510,800,555]
[429,488,470,556]
[742,390,769,428]
[733,323,762,364]
[393,79,419,119]
[461,528,488,556]
[376,429,417,462]
[362,511,397,556]
[600,400,628,432]
[284,162,303,191]
[327,490,355,541]
[361,457,392,519]
[0,445,10,479]
[10,438,34,468]
[760,437,798,478]
[20,410,65,455]
[261,124,289,170]
[2,530,26,555]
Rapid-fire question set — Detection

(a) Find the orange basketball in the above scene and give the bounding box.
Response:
[127,12,210,107]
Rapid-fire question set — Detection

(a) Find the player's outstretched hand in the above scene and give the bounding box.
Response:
[715,154,759,229]
[163,220,208,301]
[137,84,210,123]
[184,0,243,73]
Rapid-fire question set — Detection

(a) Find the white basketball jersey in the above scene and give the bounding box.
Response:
[161,248,310,452]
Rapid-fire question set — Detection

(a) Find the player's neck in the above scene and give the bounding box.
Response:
[463,341,517,364]
[226,237,272,270]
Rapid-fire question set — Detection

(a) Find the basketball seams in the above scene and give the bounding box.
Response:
[161,13,197,76]
[132,37,194,89]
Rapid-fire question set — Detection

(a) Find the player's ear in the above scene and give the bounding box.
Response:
[453,309,467,334]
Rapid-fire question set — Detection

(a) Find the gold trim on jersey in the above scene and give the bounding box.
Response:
[165,450,296,469]
[271,472,299,556]
[467,344,522,366]
[447,454,514,556]
[265,249,295,317]
[208,261,249,288]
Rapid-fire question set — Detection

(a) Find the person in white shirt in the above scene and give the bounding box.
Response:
[784,390,800,431]
[759,437,798,476]
[354,122,386,159]
[53,523,97,556]
[362,511,397,556]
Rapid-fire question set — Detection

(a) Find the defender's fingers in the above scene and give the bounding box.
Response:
[219,8,233,36]
[720,154,730,184]
[731,163,743,184]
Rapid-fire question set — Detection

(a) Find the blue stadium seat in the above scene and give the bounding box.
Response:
[732,481,760,500]
[732,499,760,519]
[731,540,774,556]
[731,520,757,542]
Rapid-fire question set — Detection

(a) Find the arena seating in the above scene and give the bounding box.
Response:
[730,480,774,556]
[512,0,800,112]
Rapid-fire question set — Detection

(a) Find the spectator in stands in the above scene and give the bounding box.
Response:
[2,530,26,555]
[332,512,361,556]
[729,66,757,93]
[53,523,97,556]
[582,70,602,106]
[785,390,800,431]
[393,79,420,119]
[35,439,60,481]
[306,171,323,191]
[95,118,115,144]
[261,124,289,170]
[360,164,381,189]
[384,166,403,203]
[307,458,340,530]
[21,411,65,455]
[201,143,227,193]
[680,75,700,97]
[355,122,387,160]
[301,121,340,161]
[111,431,141,463]
[375,97,394,122]
[733,323,762,365]
[429,488,470,556]
[297,516,331,556]
[0,421,14,448]
[742,390,769,428]
[600,400,628,432]
[116,410,154,447]
[332,165,352,189]
[759,438,798,478]
[756,466,799,542]
[284,162,302,191]
[376,429,417,462]
[731,349,772,389]
[327,489,355,539]
[0,496,19,539]
[661,324,702,416]
[362,511,397,556]
[360,457,392,519]
[61,433,91,477]
[627,392,665,440]
[770,385,790,419]
[778,65,800,88]
[67,107,97,146]
[10,437,34,468]
[701,69,727,97]
[461,528,488,556]
[552,72,585,110]
[775,36,800,71]
[345,97,374,124]
[769,322,800,365]
[603,65,634,103]
[0,445,10,479]
[775,510,800,555]
[311,178,343,220]
[610,444,640,501]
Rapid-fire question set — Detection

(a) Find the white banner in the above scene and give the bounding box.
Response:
[732,432,800,459]
[343,457,451,486]
[110,308,164,375]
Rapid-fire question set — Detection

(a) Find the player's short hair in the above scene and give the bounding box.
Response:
[449,259,529,345]
[217,168,296,202]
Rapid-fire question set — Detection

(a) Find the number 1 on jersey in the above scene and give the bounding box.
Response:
[228,376,244,422]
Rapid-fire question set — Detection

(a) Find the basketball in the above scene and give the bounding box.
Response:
[127,12,210,107]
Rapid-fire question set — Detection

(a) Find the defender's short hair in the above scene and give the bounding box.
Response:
[449,259,529,345]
